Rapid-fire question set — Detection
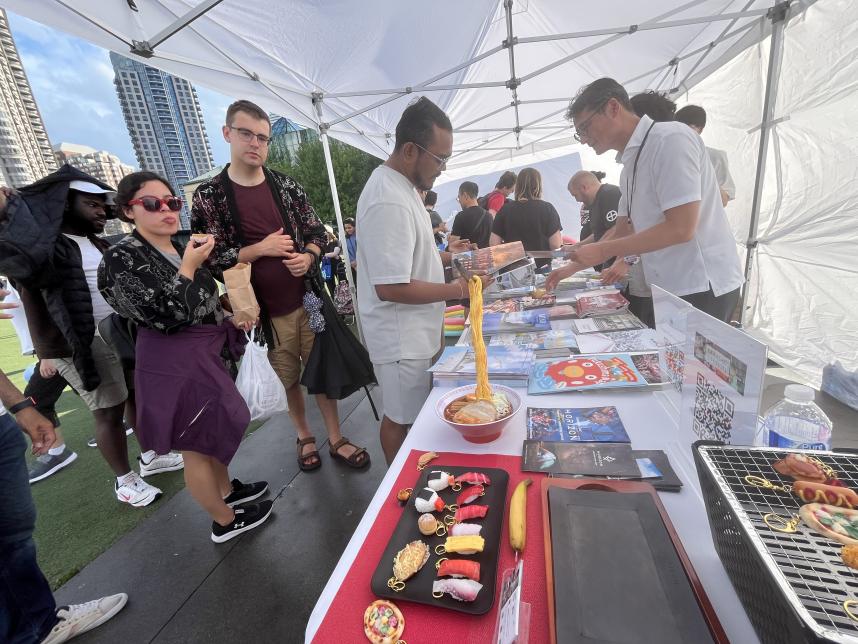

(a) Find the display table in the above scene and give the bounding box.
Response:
[306,385,760,643]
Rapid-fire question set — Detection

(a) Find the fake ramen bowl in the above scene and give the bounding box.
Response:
[435,384,522,444]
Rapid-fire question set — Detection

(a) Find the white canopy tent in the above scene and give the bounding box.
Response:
[7,0,856,385]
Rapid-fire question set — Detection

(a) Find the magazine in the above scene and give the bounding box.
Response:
[521,441,639,476]
[526,406,630,442]
[571,313,646,334]
[429,345,533,378]
[546,305,578,320]
[452,241,525,278]
[519,295,556,310]
[489,329,577,351]
[630,351,665,384]
[575,291,630,318]
[483,310,551,335]
[575,328,662,353]
[528,354,648,394]
[483,299,521,315]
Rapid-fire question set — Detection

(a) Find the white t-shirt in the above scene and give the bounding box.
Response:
[356,165,445,363]
[617,115,744,297]
[707,146,736,201]
[64,234,114,323]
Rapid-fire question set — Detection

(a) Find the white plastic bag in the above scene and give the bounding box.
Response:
[235,329,289,421]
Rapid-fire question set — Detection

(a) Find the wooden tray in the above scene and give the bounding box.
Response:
[370,465,509,614]
[540,478,728,644]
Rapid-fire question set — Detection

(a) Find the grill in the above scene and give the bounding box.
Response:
[693,442,858,644]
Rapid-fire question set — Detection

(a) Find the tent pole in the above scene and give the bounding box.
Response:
[503,0,521,147]
[130,0,225,57]
[740,1,790,325]
[313,96,365,342]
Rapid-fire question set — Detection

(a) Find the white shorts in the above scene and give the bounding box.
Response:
[375,358,432,426]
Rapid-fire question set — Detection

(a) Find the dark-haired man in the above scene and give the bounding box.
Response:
[481,170,516,216]
[559,78,743,322]
[192,99,369,471]
[356,96,485,463]
[675,104,736,207]
[422,189,446,249]
[449,181,492,248]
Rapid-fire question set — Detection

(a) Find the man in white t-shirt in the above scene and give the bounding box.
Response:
[557,78,744,322]
[356,97,486,463]
[675,105,736,207]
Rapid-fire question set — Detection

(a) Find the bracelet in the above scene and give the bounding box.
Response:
[8,397,35,414]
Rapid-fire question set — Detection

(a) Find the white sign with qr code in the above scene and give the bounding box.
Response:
[497,561,523,644]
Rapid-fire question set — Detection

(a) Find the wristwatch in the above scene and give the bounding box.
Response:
[8,397,36,414]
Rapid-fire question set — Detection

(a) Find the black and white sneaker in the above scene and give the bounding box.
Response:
[223,478,269,507]
[211,500,274,543]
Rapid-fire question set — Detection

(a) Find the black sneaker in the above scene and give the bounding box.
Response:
[211,500,274,543]
[28,448,78,484]
[223,479,269,507]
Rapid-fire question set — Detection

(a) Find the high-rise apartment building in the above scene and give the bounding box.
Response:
[0,9,56,186]
[54,142,135,188]
[110,52,213,227]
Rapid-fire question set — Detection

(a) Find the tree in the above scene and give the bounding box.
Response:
[269,138,382,225]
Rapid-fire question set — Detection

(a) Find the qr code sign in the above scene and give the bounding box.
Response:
[693,371,735,441]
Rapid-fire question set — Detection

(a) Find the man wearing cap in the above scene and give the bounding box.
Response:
[0,166,174,506]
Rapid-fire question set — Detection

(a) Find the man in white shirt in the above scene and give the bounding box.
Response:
[356,97,484,463]
[675,104,736,207]
[559,78,744,322]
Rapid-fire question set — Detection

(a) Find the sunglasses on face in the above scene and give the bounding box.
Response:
[127,196,184,212]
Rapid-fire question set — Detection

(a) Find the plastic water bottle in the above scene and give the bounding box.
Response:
[757,384,833,450]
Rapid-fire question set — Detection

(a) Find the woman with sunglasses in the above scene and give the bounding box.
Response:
[97,171,273,543]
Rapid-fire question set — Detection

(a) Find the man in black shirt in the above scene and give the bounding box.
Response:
[449,181,492,248]
[568,171,621,269]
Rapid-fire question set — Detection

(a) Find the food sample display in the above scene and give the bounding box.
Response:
[363,600,405,644]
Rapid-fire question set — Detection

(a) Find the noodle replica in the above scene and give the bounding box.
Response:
[443,276,512,424]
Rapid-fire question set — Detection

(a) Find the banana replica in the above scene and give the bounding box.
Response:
[508,478,532,556]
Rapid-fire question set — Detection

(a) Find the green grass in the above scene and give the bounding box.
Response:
[0,319,262,589]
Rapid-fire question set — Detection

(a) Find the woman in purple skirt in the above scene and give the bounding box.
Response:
[98,171,273,543]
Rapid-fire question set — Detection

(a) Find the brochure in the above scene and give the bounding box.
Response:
[521,441,639,476]
[528,354,647,394]
[571,313,646,334]
[526,406,630,442]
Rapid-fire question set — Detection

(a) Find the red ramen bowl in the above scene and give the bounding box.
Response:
[435,384,522,443]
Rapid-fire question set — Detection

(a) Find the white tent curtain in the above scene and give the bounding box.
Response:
[7,0,855,386]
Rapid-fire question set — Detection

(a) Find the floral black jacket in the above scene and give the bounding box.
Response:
[189,165,327,281]
[97,231,223,335]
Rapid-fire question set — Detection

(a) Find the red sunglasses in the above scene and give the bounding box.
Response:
[127,196,183,212]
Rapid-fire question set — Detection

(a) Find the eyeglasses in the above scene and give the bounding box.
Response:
[413,142,451,166]
[573,99,610,143]
[228,126,270,145]
[127,196,184,212]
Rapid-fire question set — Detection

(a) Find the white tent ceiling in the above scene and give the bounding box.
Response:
[3,0,806,167]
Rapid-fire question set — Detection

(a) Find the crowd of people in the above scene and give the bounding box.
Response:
[0,77,741,642]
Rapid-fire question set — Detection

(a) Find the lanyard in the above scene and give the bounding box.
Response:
[625,122,656,224]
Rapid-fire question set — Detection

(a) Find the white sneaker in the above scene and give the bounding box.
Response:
[115,472,161,507]
[40,593,128,644]
[138,452,184,477]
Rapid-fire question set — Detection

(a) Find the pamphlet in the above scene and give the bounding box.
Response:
[490,329,578,352]
[575,291,629,318]
[483,310,551,335]
[528,354,648,395]
[575,328,662,354]
[571,313,646,334]
[430,345,533,378]
[526,406,630,442]
[521,441,639,476]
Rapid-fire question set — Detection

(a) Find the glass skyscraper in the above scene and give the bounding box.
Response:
[110,52,213,227]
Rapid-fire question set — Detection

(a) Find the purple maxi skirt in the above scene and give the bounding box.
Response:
[134,324,250,465]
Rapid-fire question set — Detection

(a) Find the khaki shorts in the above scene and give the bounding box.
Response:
[375,358,432,426]
[55,334,128,411]
[268,308,315,388]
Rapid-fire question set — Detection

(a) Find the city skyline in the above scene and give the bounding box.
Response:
[5,10,232,171]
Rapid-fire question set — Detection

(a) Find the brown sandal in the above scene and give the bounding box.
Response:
[297,436,321,472]
[329,437,370,469]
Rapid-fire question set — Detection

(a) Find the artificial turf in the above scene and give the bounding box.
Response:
[0,319,261,589]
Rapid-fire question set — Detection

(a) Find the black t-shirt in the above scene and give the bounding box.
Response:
[588,184,621,241]
[491,199,562,268]
[451,205,492,248]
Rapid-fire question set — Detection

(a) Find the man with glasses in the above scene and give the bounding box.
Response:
[192,100,370,471]
[561,78,743,323]
[355,97,484,463]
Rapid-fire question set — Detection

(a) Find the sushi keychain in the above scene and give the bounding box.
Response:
[414,488,457,514]
[456,485,485,506]
[435,558,481,582]
[387,541,430,592]
[447,504,489,525]
[417,513,447,537]
[435,535,485,556]
[417,451,439,471]
[427,470,460,492]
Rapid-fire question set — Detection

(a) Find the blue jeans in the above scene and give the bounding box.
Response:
[0,412,57,643]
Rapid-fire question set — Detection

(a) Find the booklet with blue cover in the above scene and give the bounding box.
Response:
[482,310,551,335]
[526,406,630,443]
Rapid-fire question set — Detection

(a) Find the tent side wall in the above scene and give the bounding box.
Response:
[683,0,858,386]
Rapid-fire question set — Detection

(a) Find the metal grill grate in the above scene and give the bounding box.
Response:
[697,445,858,643]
